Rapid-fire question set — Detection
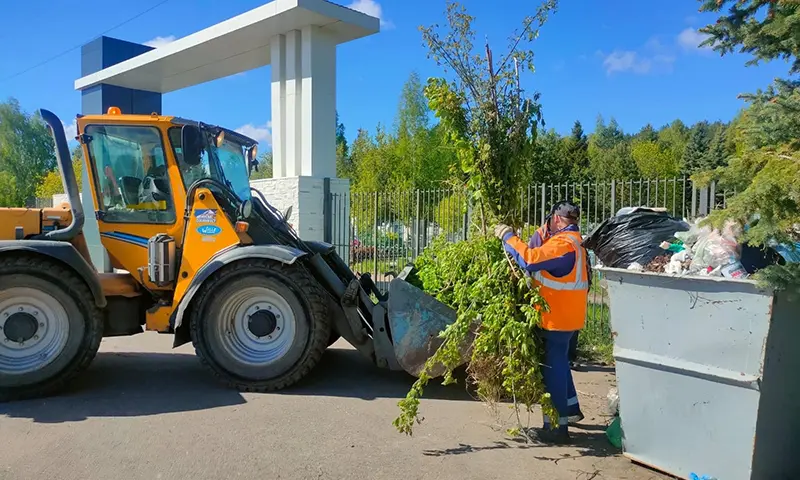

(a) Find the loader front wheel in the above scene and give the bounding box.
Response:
[0,256,103,401]
[191,259,330,391]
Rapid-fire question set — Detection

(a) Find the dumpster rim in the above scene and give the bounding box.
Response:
[594,266,763,287]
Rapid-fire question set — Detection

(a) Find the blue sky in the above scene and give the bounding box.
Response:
[0,0,789,149]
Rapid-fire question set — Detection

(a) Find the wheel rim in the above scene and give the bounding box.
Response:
[0,287,71,375]
[215,286,298,367]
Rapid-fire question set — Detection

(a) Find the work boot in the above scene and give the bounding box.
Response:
[525,426,571,445]
[568,409,585,425]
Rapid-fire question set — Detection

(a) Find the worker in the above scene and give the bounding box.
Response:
[527,223,581,370]
[494,201,589,444]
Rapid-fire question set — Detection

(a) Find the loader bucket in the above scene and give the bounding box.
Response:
[386,278,467,378]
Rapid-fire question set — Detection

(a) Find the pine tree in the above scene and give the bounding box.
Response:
[703,125,730,170]
[564,120,589,179]
[635,123,658,143]
[682,121,711,174]
[699,0,800,75]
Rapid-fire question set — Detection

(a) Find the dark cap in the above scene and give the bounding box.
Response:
[548,201,580,220]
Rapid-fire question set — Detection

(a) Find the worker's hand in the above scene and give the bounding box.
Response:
[493,224,513,240]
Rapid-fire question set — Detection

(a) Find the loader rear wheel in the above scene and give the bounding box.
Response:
[0,256,103,402]
[191,259,330,391]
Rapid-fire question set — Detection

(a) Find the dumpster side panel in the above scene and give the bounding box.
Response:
[751,292,800,480]
[602,269,772,480]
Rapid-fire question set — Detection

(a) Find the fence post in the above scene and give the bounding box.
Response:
[710,180,717,212]
[610,179,617,216]
[698,185,710,217]
[323,178,332,243]
[414,190,421,258]
[463,195,470,242]
[373,192,379,278]
[540,183,546,225]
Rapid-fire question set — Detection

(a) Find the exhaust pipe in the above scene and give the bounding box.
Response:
[37,109,84,241]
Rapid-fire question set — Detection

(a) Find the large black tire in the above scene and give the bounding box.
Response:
[190,259,330,392]
[0,255,103,402]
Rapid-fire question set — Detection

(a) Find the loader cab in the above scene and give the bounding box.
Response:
[77,110,258,289]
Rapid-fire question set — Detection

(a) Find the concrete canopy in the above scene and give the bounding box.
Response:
[74,0,379,93]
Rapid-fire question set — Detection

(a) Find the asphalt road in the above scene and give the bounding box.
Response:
[0,334,664,480]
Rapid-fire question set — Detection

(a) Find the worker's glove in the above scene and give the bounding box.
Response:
[493,224,513,240]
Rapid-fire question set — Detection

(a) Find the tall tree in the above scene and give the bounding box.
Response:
[703,125,731,170]
[531,128,569,183]
[683,121,712,174]
[593,115,625,150]
[36,145,84,198]
[657,119,690,170]
[635,123,658,143]
[0,98,56,206]
[335,112,354,178]
[632,140,680,178]
[563,120,589,180]
[588,116,636,179]
[391,71,454,191]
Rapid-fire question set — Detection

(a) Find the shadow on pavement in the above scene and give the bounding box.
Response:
[0,345,473,423]
[422,430,619,461]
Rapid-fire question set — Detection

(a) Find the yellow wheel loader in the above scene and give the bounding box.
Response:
[0,109,457,401]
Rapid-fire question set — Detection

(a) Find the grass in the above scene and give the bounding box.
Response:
[579,303,614,364]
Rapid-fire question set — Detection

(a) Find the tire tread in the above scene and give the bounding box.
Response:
[0,254,103,402]
[190,259,330,392]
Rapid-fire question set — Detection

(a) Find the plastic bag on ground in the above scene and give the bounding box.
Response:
[606,416,623,449]
[607,387,619,416]
[583,209,690,269]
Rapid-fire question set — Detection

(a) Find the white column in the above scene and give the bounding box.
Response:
[270,34,286,178]
[271,31,303,178]
[260,27,346,243]
[300,25,336,178]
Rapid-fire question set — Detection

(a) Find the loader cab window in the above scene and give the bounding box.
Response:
[168,127,252,202]
[85,125,176,224]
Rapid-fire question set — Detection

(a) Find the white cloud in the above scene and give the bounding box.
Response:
[62,119,77,140]
[346,0,394,29]
[144,35,176,49]
[601,50,674,75]
[599,34,677,75]
[236,121,273,146]
[677,28,712,51]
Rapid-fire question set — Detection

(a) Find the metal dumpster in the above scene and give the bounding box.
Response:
[598,267,800,480]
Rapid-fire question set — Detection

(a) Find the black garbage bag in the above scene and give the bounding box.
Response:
[583,209,690,269]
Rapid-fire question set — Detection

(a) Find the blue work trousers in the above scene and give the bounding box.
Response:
[540,330,581,427]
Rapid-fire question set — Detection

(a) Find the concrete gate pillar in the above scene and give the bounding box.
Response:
[252,26,350,261]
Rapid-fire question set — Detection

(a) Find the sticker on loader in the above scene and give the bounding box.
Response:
[195,209,217,223]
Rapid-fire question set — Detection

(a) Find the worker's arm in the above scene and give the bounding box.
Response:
[503,232,576,276]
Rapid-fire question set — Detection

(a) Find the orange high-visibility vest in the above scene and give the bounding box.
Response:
[532,231,589,331]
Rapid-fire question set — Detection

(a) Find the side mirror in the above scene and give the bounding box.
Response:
[180,125,203,166]
[239,199,253,219]
[282,206,292,222]
[247,145,259,174]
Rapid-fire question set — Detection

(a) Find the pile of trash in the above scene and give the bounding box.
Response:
[583,207,799,279]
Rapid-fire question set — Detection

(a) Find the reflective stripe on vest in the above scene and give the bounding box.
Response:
[531,234,589,291]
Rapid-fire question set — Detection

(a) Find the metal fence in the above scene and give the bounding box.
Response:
[328,177,726,348]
